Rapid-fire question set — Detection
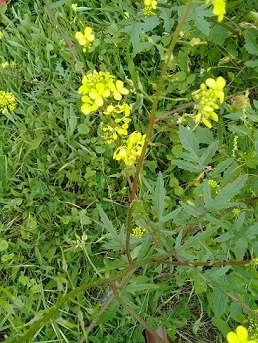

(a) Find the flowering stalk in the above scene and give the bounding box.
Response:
[125,0,194,264]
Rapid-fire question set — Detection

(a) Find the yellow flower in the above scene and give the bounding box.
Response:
[78,71,130,115]
[132,227,146,238]
[108,80,129,101]
[113,131,146,166]
[71,3,77,11]
[143,0,157,16]
[75,27,95,52]
[207,0,226,22]
[193,76,226,128]
[0,91,16,114]
[227,326,257,343]
[1,62,9,68]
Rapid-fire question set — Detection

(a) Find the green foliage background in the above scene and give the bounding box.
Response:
[0,0,258,342]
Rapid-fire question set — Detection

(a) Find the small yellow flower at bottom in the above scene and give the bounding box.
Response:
[227,326,258,343]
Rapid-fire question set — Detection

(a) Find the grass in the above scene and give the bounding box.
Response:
[1,0,258,342]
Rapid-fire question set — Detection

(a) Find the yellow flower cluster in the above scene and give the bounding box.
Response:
[113,131,146,166]
[132,227,146,238]
[1,62,9,68]
[78,70,129,116]
[208,179,218,188]
[193,76,226,128]
[78,69,145,166]
[75,27,95,52]
[101,104,131,143]
[0,91,16,114]
[227,326,257,343]
[143,0,157,16]
[206,0,226,22]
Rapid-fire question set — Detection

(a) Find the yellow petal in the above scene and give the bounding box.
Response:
[226,332,240,343]
[236,326,248,341]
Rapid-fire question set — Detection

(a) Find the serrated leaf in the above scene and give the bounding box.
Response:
[161,207,182,224]
[245,223,258,239]
[181,226,218,250]
[233,239,248,260]
[195,16,211,35]
[209,158,234,177]
[244,29,258,55]
[205,175,247,211]
[228,124,249,136]
[244,59,258,68]
[97,204,118,239]
[120,17,159,51]
[189,270,207,294]
[209,24,229,45]
[212,288,228,318]
[180,201,200,217]
[200,140,219,165]
[173,159,203,172]
[179,125,199,156]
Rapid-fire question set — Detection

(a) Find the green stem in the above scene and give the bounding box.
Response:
[125,0,194,263]
[111,281,167,343]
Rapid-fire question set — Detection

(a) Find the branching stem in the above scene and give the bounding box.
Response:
[125,0,194,263]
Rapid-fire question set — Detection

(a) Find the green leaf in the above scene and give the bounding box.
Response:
[212,288,228,318]
[244,29,258,55]
[161,207,182,224]
[180,201,200,217]
[212,318,230,335]
[228,124,249,136]
[245,59,258,68]
[209,158,234,177]
[97,204,118,239]
[200,140,219,165]
[179,125,199,157]
[203,180,212,208]
[173,159,203,172]
[209,24,229,46]
[153,172,165,222]
[0,238,8,252]
[48,0,70,9]
[120,17,159,52]
[204,175,248,211]
[180,226,218,250]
